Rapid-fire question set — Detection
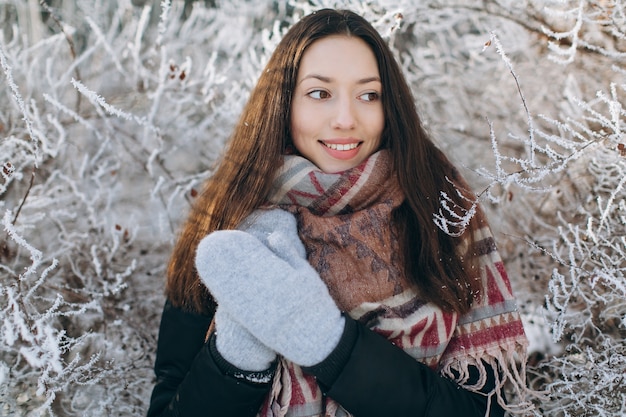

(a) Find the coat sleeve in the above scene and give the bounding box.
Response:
[303,316,505,417]
[146,300,273,417]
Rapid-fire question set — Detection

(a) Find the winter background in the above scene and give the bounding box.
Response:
[1,0,625,415]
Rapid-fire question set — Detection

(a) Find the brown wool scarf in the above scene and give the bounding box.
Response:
[256,150,535,417]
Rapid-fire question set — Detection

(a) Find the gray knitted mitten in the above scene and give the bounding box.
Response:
[214,307,276,372]
[237,208,308,268]
[196,209,345,367]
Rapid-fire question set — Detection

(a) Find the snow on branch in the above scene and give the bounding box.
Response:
[433,177,478,237]
[1,210,105,415]
[542,0,626,64]
[70,78,159,133]
[0,45,41,166]
[156,0,172,47]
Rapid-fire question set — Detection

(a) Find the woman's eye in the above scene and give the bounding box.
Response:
[307,90,330,99]
[359,92,380,102]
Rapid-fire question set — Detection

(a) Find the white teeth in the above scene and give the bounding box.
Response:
[323,142,359,151]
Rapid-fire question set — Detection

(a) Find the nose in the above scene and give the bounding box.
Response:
[331,96,356,130]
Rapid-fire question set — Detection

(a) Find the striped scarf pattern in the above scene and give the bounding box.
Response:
[257,151,531,417]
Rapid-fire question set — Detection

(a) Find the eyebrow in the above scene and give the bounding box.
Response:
[298,74,381,85]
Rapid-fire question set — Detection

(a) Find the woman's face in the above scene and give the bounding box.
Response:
[290,35,384,173]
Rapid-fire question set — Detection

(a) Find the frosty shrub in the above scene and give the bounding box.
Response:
[0,0,624,416]
[478,2,626,415]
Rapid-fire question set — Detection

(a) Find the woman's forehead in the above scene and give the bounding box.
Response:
[297,36,380,83]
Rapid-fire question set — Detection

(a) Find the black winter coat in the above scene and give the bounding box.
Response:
[147,300,505,417]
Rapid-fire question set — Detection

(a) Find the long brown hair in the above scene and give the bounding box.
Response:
[166,9,482,315]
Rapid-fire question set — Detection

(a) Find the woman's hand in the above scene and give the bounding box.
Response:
[237,208,308,268]
[213,307,276,372]
[195,220,344,367]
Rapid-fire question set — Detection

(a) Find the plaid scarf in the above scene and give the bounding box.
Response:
[257,151,532,417]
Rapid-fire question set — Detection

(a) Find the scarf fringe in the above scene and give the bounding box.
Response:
[440,341,545,416]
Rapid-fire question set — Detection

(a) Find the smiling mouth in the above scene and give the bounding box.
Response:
[320,141,361,151]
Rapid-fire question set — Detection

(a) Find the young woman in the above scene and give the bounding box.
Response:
[147,8,533,417]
